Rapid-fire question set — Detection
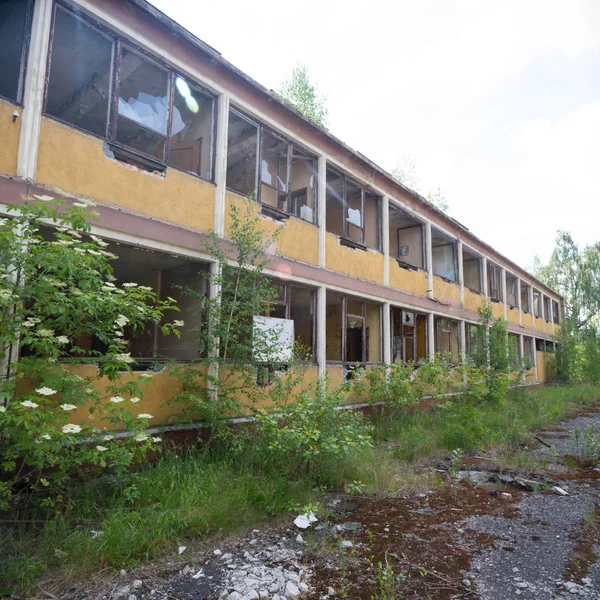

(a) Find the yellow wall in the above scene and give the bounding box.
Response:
[224,193,319,266]
[326,232,384,284]
[491,301,505,320]
[536,351,548,383]
[433,276,460,306]
[36,119,215,232]
[464,288,483,313]
[0,99,21,177]
[388,259,428,297]
[522,312,533,329]
[534,317,546,333]
[507,306,520,325]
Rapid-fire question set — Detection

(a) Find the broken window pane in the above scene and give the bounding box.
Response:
[506,274,518,307]
[116,47,168,159]
[227,110,258,197]
[346,179,363,244]
[46,7,113,137]
[290,149,317,223]
[553,300,560,324]
[533,290,541,317]
[364,193,380,250]
[543,296,551,322]
[463,249,481,292]
[432,229,457,282]
[0,0,30,103]
[260,130,289,211]
[326,170,344,236]
[168,76,214,179]
[346,314,364,363]
[290,286,314,357]
[389,207,424,269]
[487,263,502,301]
[326,292,343,361]
[521,283,530,313]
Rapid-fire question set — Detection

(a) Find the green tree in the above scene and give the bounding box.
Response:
[532,231,600,331]
[0,197,178,510]
[278,64,329,128]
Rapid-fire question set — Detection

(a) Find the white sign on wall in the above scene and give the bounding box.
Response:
[252,316,294,363]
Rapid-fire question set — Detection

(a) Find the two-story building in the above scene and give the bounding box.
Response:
[0,0,563,425]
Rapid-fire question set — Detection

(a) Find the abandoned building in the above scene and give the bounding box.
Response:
[0,0,562,425]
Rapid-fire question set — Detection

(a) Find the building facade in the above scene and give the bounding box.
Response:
[0,0,563,424]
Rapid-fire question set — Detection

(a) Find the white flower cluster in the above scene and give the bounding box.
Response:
[62,424,82,434]
[36,387,57,396]
[137,413,153,419]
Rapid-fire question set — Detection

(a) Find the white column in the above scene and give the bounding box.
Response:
[532,337,539,382]
[318,156,327,269]
[425,222,433,299]
[382,196,390,287]
[519,334,524,372]
[207,262,222,399]
[481,256,489,297]
[317,285,327,376]
[382,302,391,365]
[427,312,435,361]
[213,94,230,237]
[529,285,535,325]
[457,239,464,306]
[16,0,54,181]
[501,268,508,319]
[517,278,523,326]
[459,320,466,363]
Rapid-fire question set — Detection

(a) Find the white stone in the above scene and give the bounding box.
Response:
[227,593,242,600]
[132,580,143,590]
[285,581,300,597]
[214,549,222,555]
[295,534,304,544]
[339,540,353,548]
[299,582,309,593]
[516,582,528,589]
[328,587,336,596]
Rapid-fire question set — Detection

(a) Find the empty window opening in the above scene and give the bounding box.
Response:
[435,317,460,362]
[552,300,560,324]
[46,7,113,137]
[533,290,541,318]
[325,292,381,363]
[487,262,503,302]
[260,282,315,359]
[391,308,427,364]
[463,248,481,292]
[226,109,259,197]
[326,169,380,250]
[543,296,551,322]
[506,273,518,307]
[466,323,480,358]
[290,148,317,223]
[0,0,32,103]
[389,205,424,270]
[535,338,546,352]
[432,228,457,282]
[508,333,520,367]
[523,336,534,367]
[521,283,531,313]
[169,76,214,179]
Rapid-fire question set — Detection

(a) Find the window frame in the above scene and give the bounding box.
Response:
[506,273,518,308]
[391,307,428,364]
[435,316,461,361]
[431,228,458,283]
[520,282,531,314]
[325,167,381,251]
[487,262,503,302]
[0,0,34,106]
[43,1,217,182]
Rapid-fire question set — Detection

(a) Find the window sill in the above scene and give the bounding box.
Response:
[261,203,289,221]
[434,274,458,284]
[467,287,482,295]
[340,237,367,251]
[106,142,167,175]
[395,258,419,271]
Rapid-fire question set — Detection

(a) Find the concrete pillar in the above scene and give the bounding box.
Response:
[425,222,433,299]
[517,278,523,326]
[459,320,466,363]
[382,302,391,365]
[427,312,435,361]
[318,156,327,269]
[382,196,390,287]
[213,94,230,237]
[16,0,54,181]
[317,285,327,376]
[457,239,464,306]
[481,256,489,297]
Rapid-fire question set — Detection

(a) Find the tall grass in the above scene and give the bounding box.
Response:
[3,383,600,593]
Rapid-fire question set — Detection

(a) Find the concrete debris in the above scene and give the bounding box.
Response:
[552,486,569,496]
[178,545,187,555]
[294,512,318,529]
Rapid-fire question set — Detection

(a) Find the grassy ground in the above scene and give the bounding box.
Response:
[3,383,600,593]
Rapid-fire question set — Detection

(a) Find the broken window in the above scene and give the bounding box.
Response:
[508,333,520,367]
[391,308,427,363]
[226,109,259,197]
[487,262,503,302]
[326,292,381,363]
[169,76,214,180]
[0,0,32,103]
[326,169,380,250]
[44,5,217,173]
[46,7,113,137]
[259,282,315,359]
[431,228,457,282]
[506,273,518,307]
[521,282,531,313]
[389,205,424,270]
[290,149,317,223]
[535,338,546,352]
[553,300,560,324]
[466,323,480,358]
[532,290,541,318]
[523,336,534,367]
[543,296,551,322]
[462,248,481,292]
[435,317,460,361]
[260,129,289,213]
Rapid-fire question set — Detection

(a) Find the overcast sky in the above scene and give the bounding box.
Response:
[150,0,600,271]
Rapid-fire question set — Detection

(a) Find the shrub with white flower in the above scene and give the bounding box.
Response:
[137,413,153,419]
[0,197,179,511]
